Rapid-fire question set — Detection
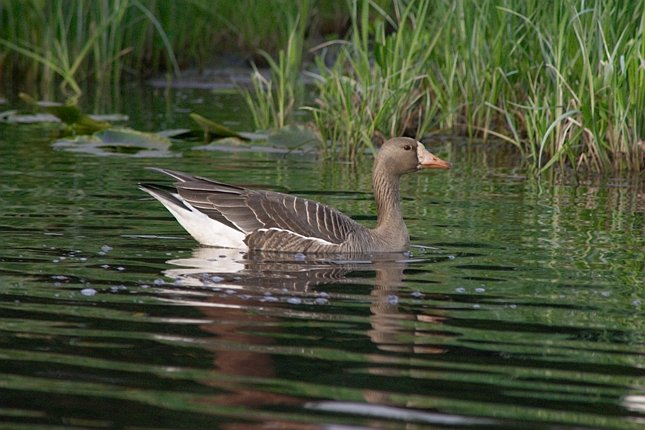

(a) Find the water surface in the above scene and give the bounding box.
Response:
[0,87,643,429]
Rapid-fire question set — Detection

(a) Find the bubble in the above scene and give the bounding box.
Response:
[80,288,97,296]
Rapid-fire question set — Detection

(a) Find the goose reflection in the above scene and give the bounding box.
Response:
[164,246,362,291]
[161,246,450,423]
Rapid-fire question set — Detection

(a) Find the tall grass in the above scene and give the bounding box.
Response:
[307,0,441,159]
[240,2,312,130]
[1,0,643,172]
[304,0,644,171]
[0,0,179,98]
[0,0,333,97]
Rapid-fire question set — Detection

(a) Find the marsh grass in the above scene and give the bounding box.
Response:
[0,0,321,97]
[306,0,441,159]
[240,2,311,131]
[303,0,644,171]
[489,0,645,172]
[0,0,180,98]
[1,0,643,172]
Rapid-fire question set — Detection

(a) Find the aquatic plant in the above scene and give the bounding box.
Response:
[304,0,644,170]
[1,0,642,172]
[0,0,179,97]
[306,0,438,159]
[0,0,338,95]
[240,5,310,131]
[484,0,645,172]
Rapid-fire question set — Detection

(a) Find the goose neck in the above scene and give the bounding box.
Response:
[372,163,404,231]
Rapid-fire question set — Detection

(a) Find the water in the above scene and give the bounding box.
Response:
[0,87,643,429]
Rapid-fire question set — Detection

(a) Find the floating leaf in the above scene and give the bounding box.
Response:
[19,92,110,133]
[193,126,319,155]
[156,128,202,139]
[52,128,174,158]
[91,113,128,122]
[194,140,309,155]
[0,110,20,122]
[0,108,126,125]
[190,113,249,140]
[0,111,60,123]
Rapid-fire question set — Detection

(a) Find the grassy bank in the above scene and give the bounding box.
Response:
[305,0,644,171]
[1,0,643,172]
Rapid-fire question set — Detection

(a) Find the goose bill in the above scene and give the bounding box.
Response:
[417,142,451,169]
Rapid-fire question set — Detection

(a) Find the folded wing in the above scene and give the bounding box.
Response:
[154,169,360,247]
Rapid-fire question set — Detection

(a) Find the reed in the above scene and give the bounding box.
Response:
[306,0,439,159]
[240,2,311,130]
[1,0,642,171]
[305,0,643,171]
[0,0,309,96]
[0,0,179,98]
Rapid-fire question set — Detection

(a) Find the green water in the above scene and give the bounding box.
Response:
[0,87,643,429]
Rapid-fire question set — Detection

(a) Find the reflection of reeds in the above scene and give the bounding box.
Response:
[1,0,642,172]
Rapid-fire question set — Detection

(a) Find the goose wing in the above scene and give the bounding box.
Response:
[245,190,359,244]
[154,168,361,245]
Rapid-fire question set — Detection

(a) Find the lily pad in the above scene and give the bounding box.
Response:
[194,139,307,155]
[19,92,110,133]
[190,112,249,140]
[157,128,200,139]
[0,109,61,124]
[193,126,320,155]
[52,128,175,158]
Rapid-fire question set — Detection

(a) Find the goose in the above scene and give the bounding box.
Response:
[139,137,450,253]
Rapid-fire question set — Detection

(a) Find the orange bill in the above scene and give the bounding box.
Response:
[417,143,451,169]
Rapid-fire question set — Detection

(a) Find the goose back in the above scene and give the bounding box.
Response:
[160,169,364,251]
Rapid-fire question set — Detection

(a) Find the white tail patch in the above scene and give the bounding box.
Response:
[146,190,246,248]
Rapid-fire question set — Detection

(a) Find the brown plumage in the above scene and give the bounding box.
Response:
[139,137,450,253]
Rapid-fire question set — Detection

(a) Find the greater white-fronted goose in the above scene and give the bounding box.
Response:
[140,137,450,253]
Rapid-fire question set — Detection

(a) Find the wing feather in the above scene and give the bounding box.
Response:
[244,228,340,253]
[249,191,360,244]
[152,169,360,246]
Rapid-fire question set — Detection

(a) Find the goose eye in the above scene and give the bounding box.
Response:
[403,144,412,151]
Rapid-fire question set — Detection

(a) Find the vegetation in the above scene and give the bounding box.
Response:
[305,0,644,171]
[1,0,643,172]
[240,5,311,130]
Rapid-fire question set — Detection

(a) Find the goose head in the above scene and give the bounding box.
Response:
[375,137,451,176]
